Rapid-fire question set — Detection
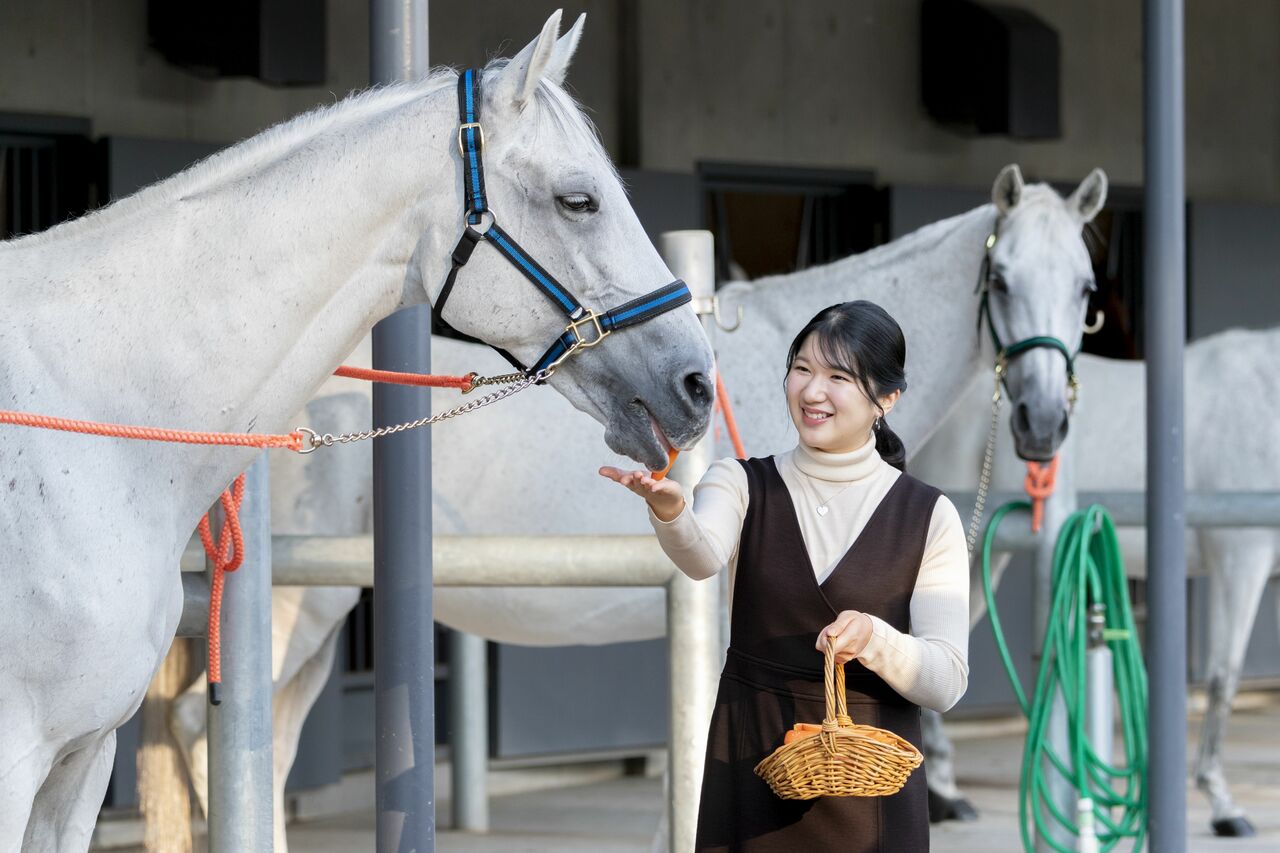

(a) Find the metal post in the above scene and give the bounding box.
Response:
[207,454,274,852]
[1144,1,1187,850]
[448,630,489,832]
[659,231,719,853]
[1034,436,1077,853]
[369,2,433,851]
[1087,608,1115,827]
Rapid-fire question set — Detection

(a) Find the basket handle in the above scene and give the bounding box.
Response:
[823,637,854,729]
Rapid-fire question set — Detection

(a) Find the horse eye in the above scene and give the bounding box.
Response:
[558,193,596,213]
[1082,279,1098,298]
[988,273,1008,294]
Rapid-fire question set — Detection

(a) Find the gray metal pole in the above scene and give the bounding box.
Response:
[1144,0,1187,849]
[659,231,719,853]
[207,454,274,852]
[369,3,434,851]
[448,630,489,832]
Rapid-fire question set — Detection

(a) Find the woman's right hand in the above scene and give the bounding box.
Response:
[598,466,686,522]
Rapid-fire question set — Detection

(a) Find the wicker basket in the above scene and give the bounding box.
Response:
[753,639,923,800]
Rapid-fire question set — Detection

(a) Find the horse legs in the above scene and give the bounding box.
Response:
[170,679,211,819]
[1193,532,1272,838]
[922,708,977,822]
[22,732,117,853]
[0,744,48,853]
[921,550,1014,823]
[269,624,345,853]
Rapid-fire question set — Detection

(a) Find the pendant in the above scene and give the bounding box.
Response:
[815,504,829,517]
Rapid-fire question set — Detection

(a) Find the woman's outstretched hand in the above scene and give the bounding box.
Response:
[817,610,875,665]
[598,466,686,522]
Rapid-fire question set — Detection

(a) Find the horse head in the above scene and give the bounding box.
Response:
[422,11,715,470]
[983,164,1108,461]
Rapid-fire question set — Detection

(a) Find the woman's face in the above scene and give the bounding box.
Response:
[785,334,898,453]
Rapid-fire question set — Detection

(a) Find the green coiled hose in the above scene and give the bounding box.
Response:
[981,501,1148,853]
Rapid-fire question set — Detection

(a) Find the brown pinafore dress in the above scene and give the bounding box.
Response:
[695,455,942,853]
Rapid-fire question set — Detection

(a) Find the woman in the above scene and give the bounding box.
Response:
[600,300,970,852]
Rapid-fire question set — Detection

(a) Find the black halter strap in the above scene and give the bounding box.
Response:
[432,68,692,380]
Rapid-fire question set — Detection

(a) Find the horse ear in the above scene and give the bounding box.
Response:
[490,9,563,111]
[1068,168,1108,223]
[543,13,586,87]
[992,164,1024,214]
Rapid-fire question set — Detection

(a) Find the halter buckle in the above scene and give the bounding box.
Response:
[566,309,611,350]
[457,122,485,156]
[544,310,612,374]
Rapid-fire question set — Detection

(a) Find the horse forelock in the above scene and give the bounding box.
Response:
[480,57,621,187]
[1001,184,1090,254]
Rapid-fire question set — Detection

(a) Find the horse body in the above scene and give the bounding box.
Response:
[910,326,1280,832]
[2,12,715,848]
[0,101,425,846]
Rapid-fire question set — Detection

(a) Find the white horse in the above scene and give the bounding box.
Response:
[910,329,1280,837]
[155,165,1107,845]
[0,9,716,849]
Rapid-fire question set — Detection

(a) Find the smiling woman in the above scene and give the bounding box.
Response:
[600,300,970,852]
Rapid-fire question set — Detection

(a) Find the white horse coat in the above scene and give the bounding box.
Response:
[910,328,1280,831]
[1,11,715,850]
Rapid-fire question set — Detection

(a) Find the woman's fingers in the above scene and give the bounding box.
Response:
[817,611,871,663]
[599,466,662,496]
[816,611,859,651]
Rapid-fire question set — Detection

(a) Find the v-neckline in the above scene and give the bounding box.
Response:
[766,456,905,605]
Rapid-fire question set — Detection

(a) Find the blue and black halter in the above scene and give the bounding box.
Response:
[432,68,692,381]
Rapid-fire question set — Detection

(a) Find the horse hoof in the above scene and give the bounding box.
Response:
[928,789,980,823]
[1211,816,1256,838]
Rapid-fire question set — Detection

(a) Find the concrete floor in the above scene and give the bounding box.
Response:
[103,695,1280,852]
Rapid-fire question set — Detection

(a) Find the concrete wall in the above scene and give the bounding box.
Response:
[638,0,1280,201]
[3,1,1279,201]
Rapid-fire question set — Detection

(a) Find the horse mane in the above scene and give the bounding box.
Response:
[3,58,613,250]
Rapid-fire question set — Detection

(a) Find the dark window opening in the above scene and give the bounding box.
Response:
[698,163,885,284]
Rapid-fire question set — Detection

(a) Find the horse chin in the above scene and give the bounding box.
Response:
[604,406,679,471]
[1010,427,1062,463]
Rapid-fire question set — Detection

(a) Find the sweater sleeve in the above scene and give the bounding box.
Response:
[854,494,971,712]
[646,458,749,583]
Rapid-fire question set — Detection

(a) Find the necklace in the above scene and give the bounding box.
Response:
[814,480,857,517]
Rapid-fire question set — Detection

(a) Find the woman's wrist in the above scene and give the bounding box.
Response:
[648,496,685,523]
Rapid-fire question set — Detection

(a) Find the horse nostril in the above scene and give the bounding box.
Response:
[684,372,712,407]
[1015,402,1032,434]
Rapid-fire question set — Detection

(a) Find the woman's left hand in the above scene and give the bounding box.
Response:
[816,610,875,665]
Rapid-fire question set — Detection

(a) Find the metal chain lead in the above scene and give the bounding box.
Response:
[965,363,1004,562]
[297,370,546,453]
[465,370,529,392]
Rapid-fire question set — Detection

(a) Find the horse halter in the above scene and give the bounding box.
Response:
[431,68,692,384]
[975,227,1081,408]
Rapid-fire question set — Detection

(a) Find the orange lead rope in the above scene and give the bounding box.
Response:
[198,474,248,706]
[1024,455,1060,533]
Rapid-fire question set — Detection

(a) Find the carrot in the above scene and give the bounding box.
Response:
[652,448,679,481]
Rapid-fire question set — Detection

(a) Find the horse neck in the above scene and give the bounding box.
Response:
[7,85,462,531]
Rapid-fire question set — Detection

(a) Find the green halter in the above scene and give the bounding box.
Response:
[975,230,1081,407]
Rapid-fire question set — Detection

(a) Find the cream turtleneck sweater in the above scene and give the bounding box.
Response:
[648,433,970,713]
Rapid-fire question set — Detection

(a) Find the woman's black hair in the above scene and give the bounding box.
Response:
[785,300,909,472]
